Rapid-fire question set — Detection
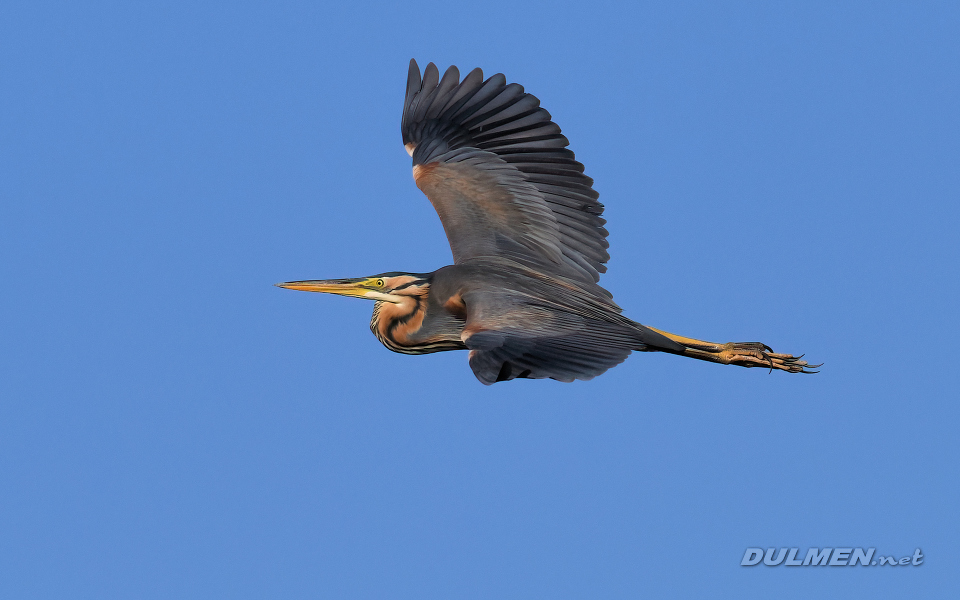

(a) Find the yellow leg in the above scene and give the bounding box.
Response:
[645,327,819,374]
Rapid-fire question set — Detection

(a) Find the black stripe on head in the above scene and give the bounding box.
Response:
[392,279,428,292]
[374,272,432,292]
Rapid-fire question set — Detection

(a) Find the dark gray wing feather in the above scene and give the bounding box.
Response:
[465,317,637,384]
[451,262,685,384]
[402,59,610,284]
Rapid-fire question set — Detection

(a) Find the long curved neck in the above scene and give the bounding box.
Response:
[370,285,466,355]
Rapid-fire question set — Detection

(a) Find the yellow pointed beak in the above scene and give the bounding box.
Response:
[275,279,371,298]
[275,278,403,303]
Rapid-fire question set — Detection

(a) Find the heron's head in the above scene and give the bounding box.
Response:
[278,272,453,354]
[275,272,431,303]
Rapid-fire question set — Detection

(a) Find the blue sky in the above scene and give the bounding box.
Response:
[1,1,958,598]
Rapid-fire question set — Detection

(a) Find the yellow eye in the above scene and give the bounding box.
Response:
[376,278,385,287]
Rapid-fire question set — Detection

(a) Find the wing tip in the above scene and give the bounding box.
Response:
[406,58,421,97]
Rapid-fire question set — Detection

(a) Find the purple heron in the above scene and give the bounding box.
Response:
[278,60,816,384]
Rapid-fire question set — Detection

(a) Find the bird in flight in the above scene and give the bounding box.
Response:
[278,60,817,384]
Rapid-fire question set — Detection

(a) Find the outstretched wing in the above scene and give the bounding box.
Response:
[461,295,683,385]
[465,314,638,384]
[447,263,685,384]
[401,59,610,284]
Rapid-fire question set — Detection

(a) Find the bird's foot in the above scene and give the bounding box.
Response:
[715,342,818,373]
[644,327,820,374]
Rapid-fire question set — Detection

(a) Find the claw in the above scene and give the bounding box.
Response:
[668,331,818,374]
